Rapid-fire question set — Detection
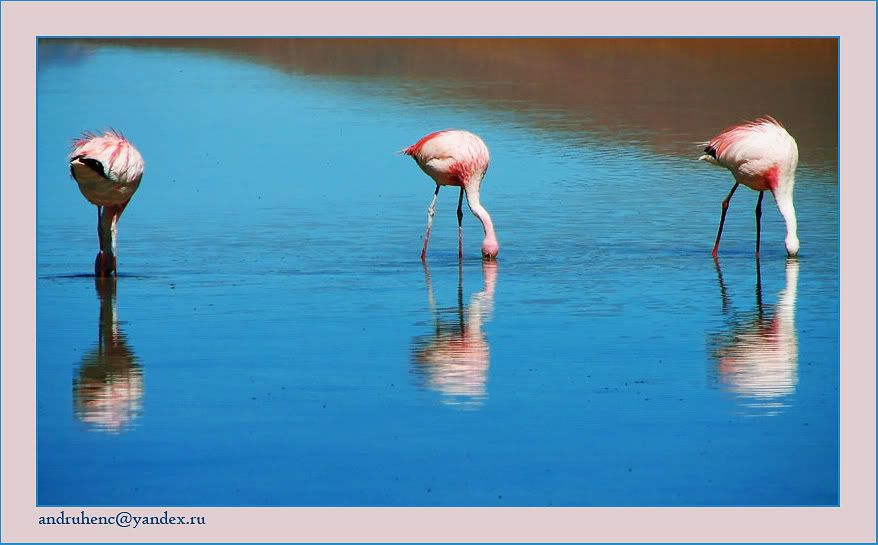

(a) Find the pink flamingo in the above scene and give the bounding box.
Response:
[402,130,499,260]
[69,131,144,277]
[699,116,799,257]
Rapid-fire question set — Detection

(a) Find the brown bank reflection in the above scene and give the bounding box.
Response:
[73,277,143,433]
[411,261,498,408]
[710,258,799,415]
[54,38,837,169]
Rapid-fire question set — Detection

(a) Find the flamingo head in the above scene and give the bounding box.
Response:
[481,239,499,261]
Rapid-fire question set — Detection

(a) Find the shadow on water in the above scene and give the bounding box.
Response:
[40,273,152,280]
[73,276,143,433]
[410,261,498,408]
[708,258,799,416]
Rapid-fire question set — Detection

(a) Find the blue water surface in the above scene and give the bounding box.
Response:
[36,41,839,506]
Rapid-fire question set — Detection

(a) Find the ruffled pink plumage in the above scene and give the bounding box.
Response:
[402,130,448,158]
[70,130,144,207]
[403,129,490,186]
[701,116,785,167]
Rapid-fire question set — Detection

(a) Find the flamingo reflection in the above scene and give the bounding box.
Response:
[411,261,498,407]
[73,277,143,433]
[710,258,799,415]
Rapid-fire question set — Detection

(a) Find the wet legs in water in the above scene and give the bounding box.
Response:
[96,205,103,251]
[94,206,113,277]
[94,204,121,277]
[755,191,764,257]
[457,188,464,259]
[712,182,740,257]
[421,185,440,261]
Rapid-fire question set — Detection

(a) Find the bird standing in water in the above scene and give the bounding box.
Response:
[403,130,499,261]
[700,116,799,257]
[69,131,144,277]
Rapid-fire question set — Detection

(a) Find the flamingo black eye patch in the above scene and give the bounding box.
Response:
[70,155,108,179]
[703,145,718,159]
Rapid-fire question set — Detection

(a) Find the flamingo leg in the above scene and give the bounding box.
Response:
[109,210,119,274]
[421,186,440,261]
[95,206,103,252]
[712,182,740,257]
[95,205,109,278]
[755,190,764,257]
[457,188,464,259]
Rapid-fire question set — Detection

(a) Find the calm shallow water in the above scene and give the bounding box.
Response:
[37,40,839,506]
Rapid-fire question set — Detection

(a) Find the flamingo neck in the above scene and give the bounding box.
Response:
[464,186,499,258]
[773,187,798,257]
[99,206,120,260]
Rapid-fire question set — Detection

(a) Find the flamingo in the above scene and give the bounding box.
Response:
[699,116,799,257]
[69,131,144,277]
[402,130,499,260]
